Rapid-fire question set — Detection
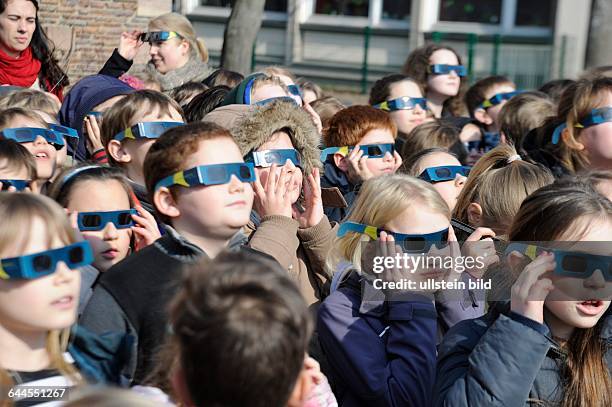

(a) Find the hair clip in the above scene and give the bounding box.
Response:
[507,154,522,164]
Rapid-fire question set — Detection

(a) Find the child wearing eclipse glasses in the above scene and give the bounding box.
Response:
[0,194,132,399]
[321,105,403,223]
[208,99,336,306]
[0,108,62,192]
[318,174,471,406]
[80,122,271,384]
[100,89,185,215]
[435,180,612,407]
[462,75,518,154]
[0,139,38,193]
[47,165,161,311]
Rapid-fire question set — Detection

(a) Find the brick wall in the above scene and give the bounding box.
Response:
[38,0,173,86]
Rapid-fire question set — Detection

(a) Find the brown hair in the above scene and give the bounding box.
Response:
[508,181,612,407]
[149,13,209,63]
[0,107,47,131]
[535,77,612,173]
[170,81,209,107]
[100,90,185,166]
[453,144,554,234]
[168,250,312,407]
[143,121,235,222]
[203,68,244,88]
[400,121,459,163]
[0,89,61,117]
[261,65,297,82]
[0,139,37,180]
[296,78,323,101]
[464,75,515,118]
[0,194,83,398]
[498,91,555,149]
[402,44,467,116]
[323,105,397,147]
[368,73,422,105]
[402,147,455,176]
[250,74,288,97]
[310,96,346,130]
[47,164,134,209]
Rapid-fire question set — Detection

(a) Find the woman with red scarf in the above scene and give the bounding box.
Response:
[0,0,67,100]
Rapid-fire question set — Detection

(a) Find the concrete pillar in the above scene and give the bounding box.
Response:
[285,0,303,64]
[551,0,592,78]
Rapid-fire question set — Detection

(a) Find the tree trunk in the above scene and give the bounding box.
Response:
[585,0,612,69]
[221,0,266,75]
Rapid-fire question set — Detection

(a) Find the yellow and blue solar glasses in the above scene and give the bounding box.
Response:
[113,121,184,141]
[0,127,65,149]
[0,241,93,280]
[552,106,612,144]
[419,166,471,183]
[48,124,79,140]
[155,163,256,191]
[374,96,428,112]
[254,96,299,107]
[139,31,182,43]
[320,143,394,162]
[245,149,301,168]
[429,64,467,77]
[338,221,450,253]
[504,243,612,281]
[479,91,522,109]
[77,209,137,232]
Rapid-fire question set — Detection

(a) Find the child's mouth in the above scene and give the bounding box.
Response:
[576,300,604,316]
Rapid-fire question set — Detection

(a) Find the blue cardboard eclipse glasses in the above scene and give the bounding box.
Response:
[552,106,612,144]
[374,97,428,112]
[320,143,395,162]
[287,84,302,97]
[0,179,31,191]
[77,209,137,232]
[0,241,93,280]
[48,124,79,140]
[113,121,184,141]
[254,96,299,107]
[505,243,612,282]
[245,149,301,168]
[138,31,182,43]
[480,91,522,109]
[0,127,65,149]
[155,162,256,191]
[419,166,471,183]
[338,221,450,252]
[429,64,467,77]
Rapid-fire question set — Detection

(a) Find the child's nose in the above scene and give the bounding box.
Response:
[383,152,394,162]
[102,222,119,240]
[414,104,425,114]
[33,136,49,146]
[455,174,467,188]
[584,269,606,290]
[54,262,75,284]
[228,174,245,192]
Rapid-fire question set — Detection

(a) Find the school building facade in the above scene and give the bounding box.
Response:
[179,0,593,91]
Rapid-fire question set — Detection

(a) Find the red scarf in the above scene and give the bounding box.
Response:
[0,46,41,88]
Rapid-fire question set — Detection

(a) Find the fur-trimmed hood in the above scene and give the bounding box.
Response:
[209,100,322,174]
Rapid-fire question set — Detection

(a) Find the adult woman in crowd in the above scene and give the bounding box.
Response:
[0,0,68,99]
[101,12,211,94]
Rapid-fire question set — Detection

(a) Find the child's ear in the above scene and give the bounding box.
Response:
[154,188,181,219]
[180,39,191,56]
[107,140,132,164]
[333,153,348,172]
[467,202,483,226]
[286,365,314,407]
[474,108,493,126]
[562,129,585,151]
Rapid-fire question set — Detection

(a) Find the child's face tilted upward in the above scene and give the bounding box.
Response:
[6,114,57,182]
[172,138,254,238]
[66,179,132,273]
[579,92,612,171]
[358,128,397,177]
[0,217,80,332]
[415,152,466,211]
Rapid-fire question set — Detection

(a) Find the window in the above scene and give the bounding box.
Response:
[515,0,555,27]
[439,0,502,24]
[315,0,370,17]
[200,0,287,12]
[382,0,411,20]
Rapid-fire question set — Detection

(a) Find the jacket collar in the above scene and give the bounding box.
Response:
[321,160,355,194]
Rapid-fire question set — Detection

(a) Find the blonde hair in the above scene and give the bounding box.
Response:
[0,108,47,131]
[0,194,82,402]
[331,174,450,273]
[453,144,554,234]
[149,13,209,63]
[262,66,297,82]
[0,90,61,117]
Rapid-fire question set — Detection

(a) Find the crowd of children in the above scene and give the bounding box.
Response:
[0,6,611,407]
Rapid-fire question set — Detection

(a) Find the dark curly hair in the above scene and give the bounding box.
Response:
[0,0,69,91]
[402,44,467,116]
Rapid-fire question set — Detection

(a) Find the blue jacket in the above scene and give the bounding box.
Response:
[434,301,612,406]
[317,271,438,406]
[320,161,359,223]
